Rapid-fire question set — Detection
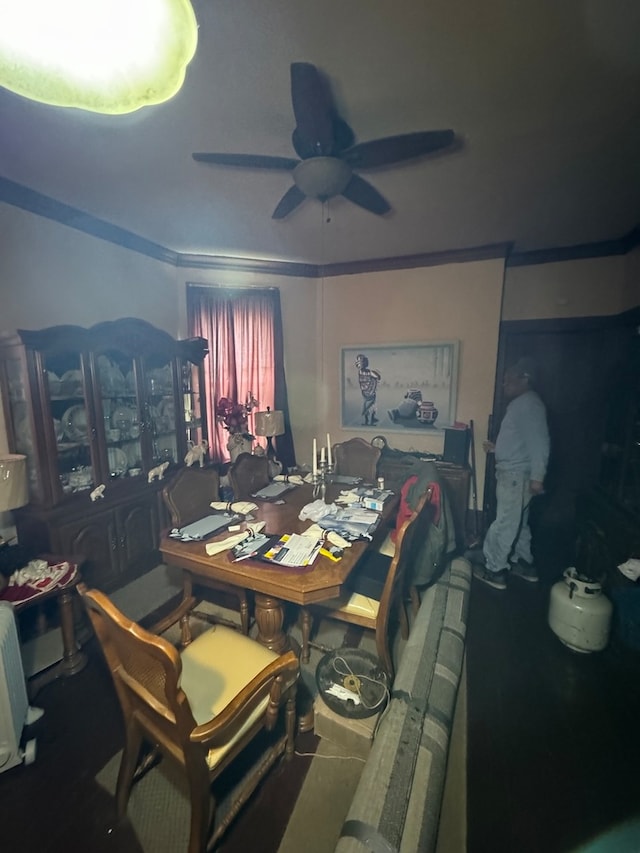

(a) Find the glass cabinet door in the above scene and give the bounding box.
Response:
[94,351,143,480]
[180,358,208,456]
[3,351,43,503]
[145,357,178,467]
[42,350,98,499]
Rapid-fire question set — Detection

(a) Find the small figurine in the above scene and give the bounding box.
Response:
[148,461,170,483]
[90,484,106,502]
[184,439,209,468]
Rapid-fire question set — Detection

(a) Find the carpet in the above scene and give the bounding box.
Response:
[21,563,184,678]
[97,750,190,853]
[277,739,367,853]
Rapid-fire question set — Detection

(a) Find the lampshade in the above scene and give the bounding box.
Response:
[0,454,28,512]
[253,409,285,438]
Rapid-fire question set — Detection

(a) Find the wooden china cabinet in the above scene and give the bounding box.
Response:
[0,318,209,592]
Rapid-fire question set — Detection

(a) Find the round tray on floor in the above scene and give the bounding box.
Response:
[315,648,389,719]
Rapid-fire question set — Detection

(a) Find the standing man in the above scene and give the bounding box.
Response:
[468,357,549,590]
[355,353,381,426]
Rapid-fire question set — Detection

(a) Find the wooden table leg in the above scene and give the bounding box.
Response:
[253,593,289,653]
[252,594,315,732]
[57,589,87,677]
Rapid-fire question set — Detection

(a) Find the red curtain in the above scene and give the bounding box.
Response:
[187,286,295,465]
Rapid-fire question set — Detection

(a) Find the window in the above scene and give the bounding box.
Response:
[187,285,294,464]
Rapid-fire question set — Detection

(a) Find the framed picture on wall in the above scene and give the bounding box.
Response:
[340,341,460,433]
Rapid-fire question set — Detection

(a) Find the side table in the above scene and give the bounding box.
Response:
[0,555,88,690]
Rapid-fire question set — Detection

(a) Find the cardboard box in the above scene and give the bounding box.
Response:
[313,694,380,759]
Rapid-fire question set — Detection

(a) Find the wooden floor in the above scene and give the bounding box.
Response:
[466,570,640,853]
[5,566,640,853]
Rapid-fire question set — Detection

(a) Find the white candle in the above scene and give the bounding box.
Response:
[320,446,326,464]
[326,433,332,467]
[312,438,317,476]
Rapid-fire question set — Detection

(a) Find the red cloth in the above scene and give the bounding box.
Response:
[390,476,441,543]
[0,561,78,605]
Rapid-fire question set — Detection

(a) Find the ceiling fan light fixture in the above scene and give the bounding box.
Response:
[293,157,352,200]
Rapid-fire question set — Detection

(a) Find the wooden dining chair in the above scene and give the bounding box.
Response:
[162,466,222,528]
[300,487,433,680]
[162,467,250,635]
[80,584,298,853]
[332,437,381,483]
[228,452,270,501]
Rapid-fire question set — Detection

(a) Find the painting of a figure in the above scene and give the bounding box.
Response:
[341,342,459,433]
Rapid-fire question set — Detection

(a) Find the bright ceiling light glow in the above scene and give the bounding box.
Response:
[0,0,198,113]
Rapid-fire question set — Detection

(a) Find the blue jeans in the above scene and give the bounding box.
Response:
[483,468,533,574]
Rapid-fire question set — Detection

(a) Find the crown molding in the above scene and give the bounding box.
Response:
[506,226,640,267]
[2,176,638,276]
[0,176,178,265]
[176,252,318,277]
[318,242,512,277]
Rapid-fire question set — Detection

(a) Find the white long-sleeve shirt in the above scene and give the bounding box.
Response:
[494,390,550,483]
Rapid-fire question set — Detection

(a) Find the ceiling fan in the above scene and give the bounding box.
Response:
[193,62,456,220]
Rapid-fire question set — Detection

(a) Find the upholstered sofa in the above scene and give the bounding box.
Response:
[334,555,471,853]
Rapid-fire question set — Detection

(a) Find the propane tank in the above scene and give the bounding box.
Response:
[548,567,613,653]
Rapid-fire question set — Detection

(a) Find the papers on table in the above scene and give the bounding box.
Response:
[261,534,323,567]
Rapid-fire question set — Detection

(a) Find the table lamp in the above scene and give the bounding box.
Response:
[0,453,28,554]
[253,408,285,464]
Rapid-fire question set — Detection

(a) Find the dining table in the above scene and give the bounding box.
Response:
[159,481,399,655]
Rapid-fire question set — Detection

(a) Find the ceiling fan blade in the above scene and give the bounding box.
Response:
[341,174,391,216]
[342,130,455,169]
[272,185,307,219]
[290,62,335,158]
[193,152,299,170]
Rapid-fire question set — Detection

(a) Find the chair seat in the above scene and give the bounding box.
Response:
[180,625,280,769]
[320,591,380,620]
[377,531,396,558]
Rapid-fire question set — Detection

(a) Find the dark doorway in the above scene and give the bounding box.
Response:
[487,310,639,582]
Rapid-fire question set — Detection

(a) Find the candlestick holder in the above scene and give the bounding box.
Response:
[312,462,331,501]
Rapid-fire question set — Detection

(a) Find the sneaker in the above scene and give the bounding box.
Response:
[473,565,508,590]
[511,559,539,583]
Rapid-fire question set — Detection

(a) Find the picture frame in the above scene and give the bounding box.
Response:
[340,341,460,433]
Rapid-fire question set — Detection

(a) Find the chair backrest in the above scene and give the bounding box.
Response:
[333,437,381,483]
[376,486,434,677]
[228,452,270,500]
[79,585,200,755]
[162,466,221,527]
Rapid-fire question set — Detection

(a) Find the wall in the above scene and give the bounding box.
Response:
[502,254,632,320]
[0,204,180,334]
[320,258,506,498]
[2,201,636,518]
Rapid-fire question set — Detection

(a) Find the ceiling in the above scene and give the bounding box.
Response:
[2,0,640,267]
